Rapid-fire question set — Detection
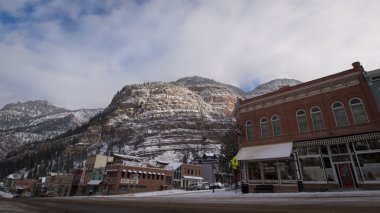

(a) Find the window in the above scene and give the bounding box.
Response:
[260,118,269,138]
[296,110,309,132]
[246,121,254,142]
[349,98,368,124]
[310,107,325,131]
[271,115,282,136]
[332,102,349,127]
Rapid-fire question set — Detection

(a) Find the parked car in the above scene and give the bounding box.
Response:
[210,182,224,189]
[186,183,198,191]
[197,182,209,190]
[45,191,56,197]
[12,194,21,198]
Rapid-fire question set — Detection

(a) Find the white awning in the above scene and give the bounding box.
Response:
[143,171,147,174]
[128,170,132,172]
[183,175,204,180]
[87,180,102,185]
[236,142,293,161]
[148,172,152,174]
[138,171,142,174]
[122,170,126,172]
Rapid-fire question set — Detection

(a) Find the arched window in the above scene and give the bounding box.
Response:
[260,118,269,138]
[350,98,368,124]
[310,107,325,131]
[271,115,282,136]
[332,102,349,127]
[296,110,309,132]
[246,121,254,142]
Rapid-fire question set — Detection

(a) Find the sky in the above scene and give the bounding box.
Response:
[0,0,379,110]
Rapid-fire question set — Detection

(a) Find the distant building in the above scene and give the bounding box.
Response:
[236,62,380,192]
[365,68,380,112]
[102,154,174,195]
[166,162,203,189]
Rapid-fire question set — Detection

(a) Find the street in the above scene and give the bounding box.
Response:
[1,190,380,213]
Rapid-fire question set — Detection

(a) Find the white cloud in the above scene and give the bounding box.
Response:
[0,0,380,109]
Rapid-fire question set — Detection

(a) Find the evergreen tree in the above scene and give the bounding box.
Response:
[218,128,239,173]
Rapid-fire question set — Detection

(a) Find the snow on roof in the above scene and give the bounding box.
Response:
[113,153,142,161]
[165,162,183,170]
[6,173,21,179]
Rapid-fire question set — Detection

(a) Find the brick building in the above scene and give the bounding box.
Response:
[102,154,174,195]
[236,62,380,192]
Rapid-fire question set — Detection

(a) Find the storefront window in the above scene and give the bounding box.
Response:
[322,157,335,182]
[369,139,380,150]
[357,152,380,181]
[299,157,326,181]
[262,161,278,180]
[354,141,369,151]
[278,160,297,180]
[248,161,261,180]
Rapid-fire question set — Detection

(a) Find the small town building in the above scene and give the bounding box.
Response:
[236,62,380,192]
[102,154,174,195]
[166,162,203,189]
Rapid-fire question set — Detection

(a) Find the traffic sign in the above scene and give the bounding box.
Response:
[231,156,238,169]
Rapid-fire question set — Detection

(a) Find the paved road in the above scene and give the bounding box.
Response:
[2,194,380,213]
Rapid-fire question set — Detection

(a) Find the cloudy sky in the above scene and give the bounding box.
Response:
[1,0,379,109]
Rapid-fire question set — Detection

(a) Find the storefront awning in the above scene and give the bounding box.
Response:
[87,180,102,185]
[236,142,293,161]
[183,175,204,180]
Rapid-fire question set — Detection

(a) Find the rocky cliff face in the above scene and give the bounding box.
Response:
[0,77,301,177]
[81,78,240,162]
[0,100,101,159]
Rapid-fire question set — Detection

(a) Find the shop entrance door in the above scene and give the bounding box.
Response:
[336,163,356,189]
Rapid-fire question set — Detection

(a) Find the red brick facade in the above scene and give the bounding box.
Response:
[237,62,380,147]
[236,62,380,192]
[103,164,174,195]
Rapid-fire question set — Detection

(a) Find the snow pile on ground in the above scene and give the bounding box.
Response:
[0,191,13,198]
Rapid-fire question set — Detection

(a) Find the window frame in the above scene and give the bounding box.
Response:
[246,120,254,142]
[310,106,325,131]
[260,117,270,138]
[296,109,309,133]
[349,97,369,124]
[332,101,349,127]
[271,115,282,136]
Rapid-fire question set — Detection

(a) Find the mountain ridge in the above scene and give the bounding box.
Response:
[0,76,300,178]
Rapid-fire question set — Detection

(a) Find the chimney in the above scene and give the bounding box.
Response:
[352,62,364,71]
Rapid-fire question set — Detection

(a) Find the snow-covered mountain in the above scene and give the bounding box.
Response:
[249,78,301,97]
[0,100,102,159]
[0,77,300,178]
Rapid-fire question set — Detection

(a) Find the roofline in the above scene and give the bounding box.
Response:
[239,62,364,106]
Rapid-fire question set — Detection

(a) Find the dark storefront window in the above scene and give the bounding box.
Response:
[357,152,380,181]
[279,159,297,180]
[299,157,326,181]
[322,157,335,181]
[248,161,261,180]
[262,161,278,180]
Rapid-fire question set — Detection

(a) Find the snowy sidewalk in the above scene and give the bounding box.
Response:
[92,189,380,198]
